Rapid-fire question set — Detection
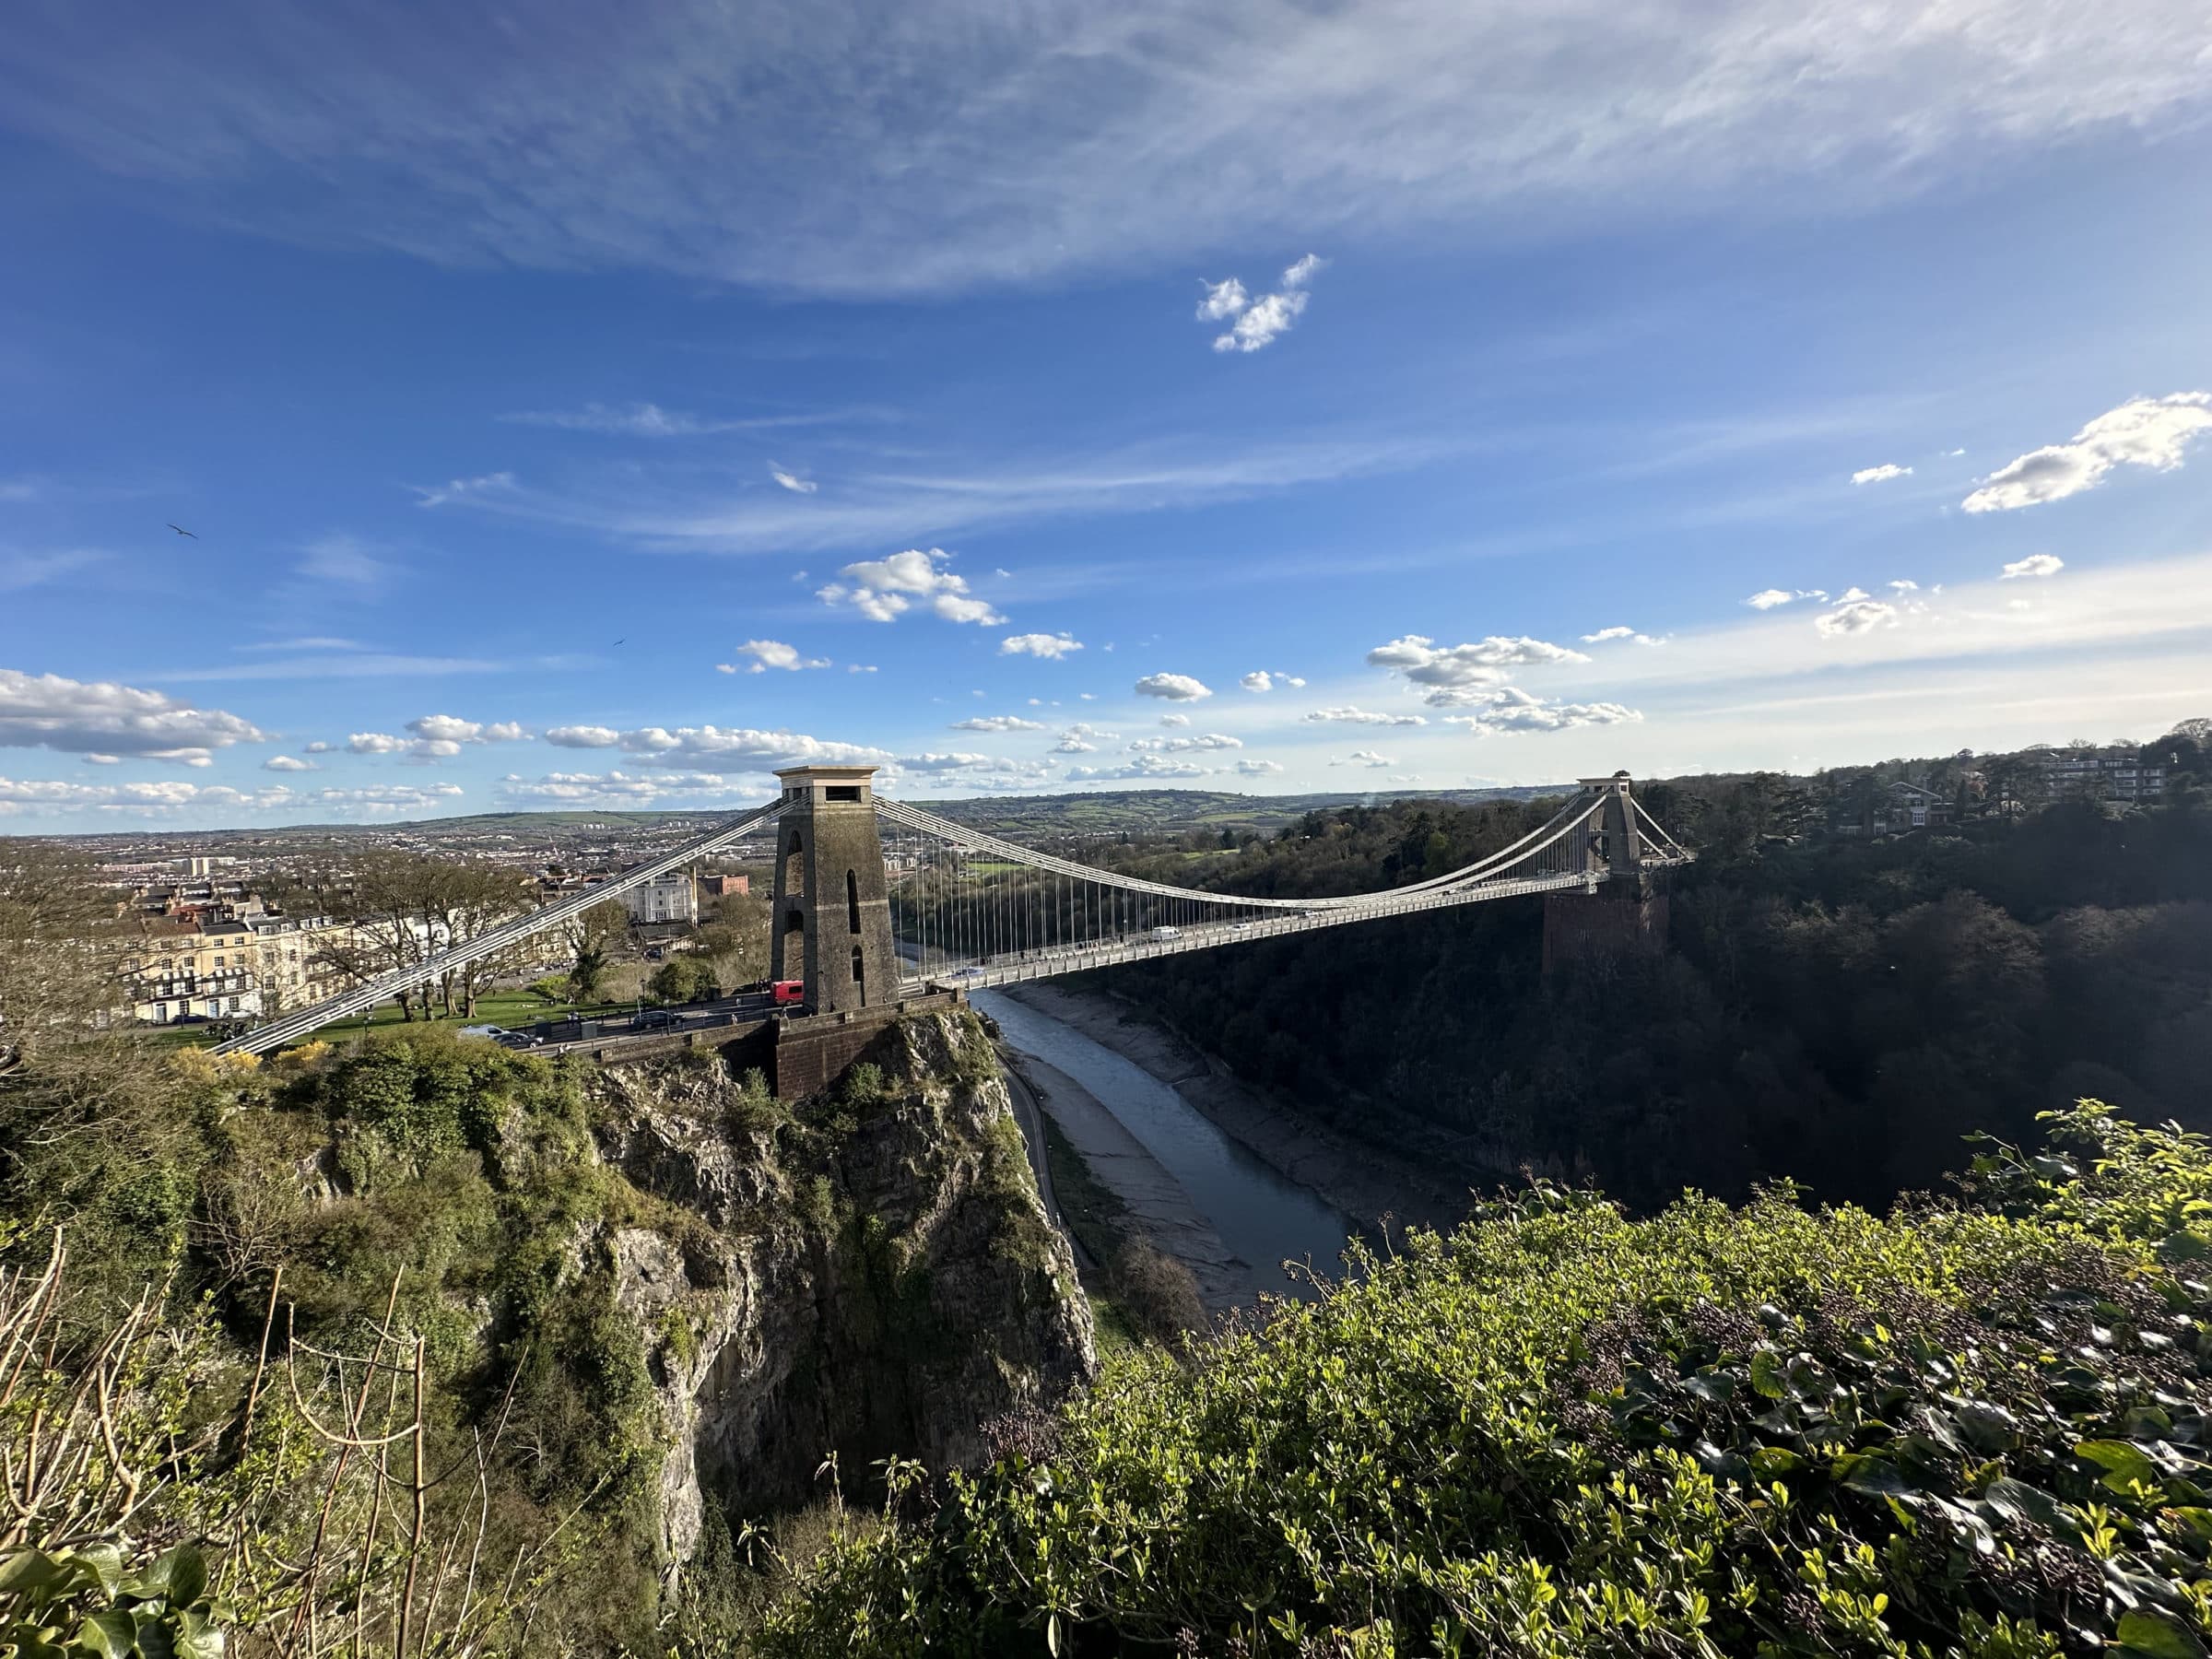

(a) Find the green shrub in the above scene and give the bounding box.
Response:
[759,1103,2212,1658]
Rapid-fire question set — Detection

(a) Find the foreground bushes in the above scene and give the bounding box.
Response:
[763,1103,2212,1656]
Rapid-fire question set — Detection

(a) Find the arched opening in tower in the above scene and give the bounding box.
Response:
[845,868,862,935]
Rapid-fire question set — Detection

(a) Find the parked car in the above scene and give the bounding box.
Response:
[631,1007,678,1031]
[493,1030,544,1050]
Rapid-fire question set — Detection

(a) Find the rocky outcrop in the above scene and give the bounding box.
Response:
[585,1013,1095,1568]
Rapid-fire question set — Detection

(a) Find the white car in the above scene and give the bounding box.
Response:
[1151,925,1181,941]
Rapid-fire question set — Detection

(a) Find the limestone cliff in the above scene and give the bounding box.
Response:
[582,1009,1095,1566]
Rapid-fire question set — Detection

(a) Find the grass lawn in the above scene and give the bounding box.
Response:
[141,987,648,1050]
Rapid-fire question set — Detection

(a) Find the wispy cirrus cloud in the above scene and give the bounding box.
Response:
[0,547,103,593]
[500,402,846,437]
[296,533,400,587]
[8,3,2205,295]
[401,433,1450,557]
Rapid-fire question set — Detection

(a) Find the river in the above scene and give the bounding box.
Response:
[975,988,1358,1302]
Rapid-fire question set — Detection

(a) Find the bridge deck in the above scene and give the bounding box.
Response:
[909,866,1606,993]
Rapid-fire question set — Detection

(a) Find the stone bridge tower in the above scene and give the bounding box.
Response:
[1542,771,1670,972]
[769,765,901,1014]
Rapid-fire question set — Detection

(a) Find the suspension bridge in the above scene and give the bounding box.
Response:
[214,766,1690,1063]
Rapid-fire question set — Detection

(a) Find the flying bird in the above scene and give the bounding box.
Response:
[612,638,626,645]
[168,524,198,538]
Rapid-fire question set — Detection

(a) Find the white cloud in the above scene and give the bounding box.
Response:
[1195,277,1249,321]
[1888,579,1920,592]
[1303,706,1428,727]
[0,775,463,819]
[730,639,830,673]
[1233,759,1284,776]
[1745,588,1829,609]
[1814,598,1899,636]
[262,754,314,771]
[0,668,265,763]
[1000,632,1083,658]
[818,547,1006,625]
[1963,393,2212,512]
[1053,723,1115,753]
[377,714,534,759]
[1838,586,1872,602]
[1240,669,1306,691]
[1133,672,1212,701]
[2001,553,2066,580]
[848,663,877,673]
[546,724,621,747]
[769,464,818,494]
[413,471,516,509]
[302,740,334,754]
[1365,634,1588,704]
[406,713,530,745]
[1159,712,1191,727]
[1332,751,1394,768]
[500,768,763,806]
[949,714,1048,732]
[1213,288,1310,354]
[1440,688,1643,735]
[1065,755,1210,782]
[604,724,892,773]
[1581,625,1657,644]
[1128,732,1242,752]
[1199,256,1324,352]
[1851,463,1912,484]
[313,782,466,812]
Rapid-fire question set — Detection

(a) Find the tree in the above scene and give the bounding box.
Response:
[649,956,719,1006]
[565,898,629,1004]
[0,839,122,1070]
[275,852,528,1021]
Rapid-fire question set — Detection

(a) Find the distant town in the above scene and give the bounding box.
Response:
[18,732,2194,1034]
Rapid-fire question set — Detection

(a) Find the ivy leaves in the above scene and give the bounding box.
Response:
[0,1544,225,1659]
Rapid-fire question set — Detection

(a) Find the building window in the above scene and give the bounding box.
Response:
[852,945,865,1001]
[846,869,862,934]
[827,784,863,803]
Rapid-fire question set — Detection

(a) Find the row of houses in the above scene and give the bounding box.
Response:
[123,912,359,1024]
[115,866,751,1025]
[1835,745,2171,837]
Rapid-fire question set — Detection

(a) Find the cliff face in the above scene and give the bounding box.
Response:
[585,1010,1096,1565]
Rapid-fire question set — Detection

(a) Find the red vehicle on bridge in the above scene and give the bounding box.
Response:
[771,980,806,1006]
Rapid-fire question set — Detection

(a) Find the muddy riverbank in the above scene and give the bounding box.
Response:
[995,981,1478,1241]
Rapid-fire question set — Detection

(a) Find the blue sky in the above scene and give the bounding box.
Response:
[5,0,2212,830]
